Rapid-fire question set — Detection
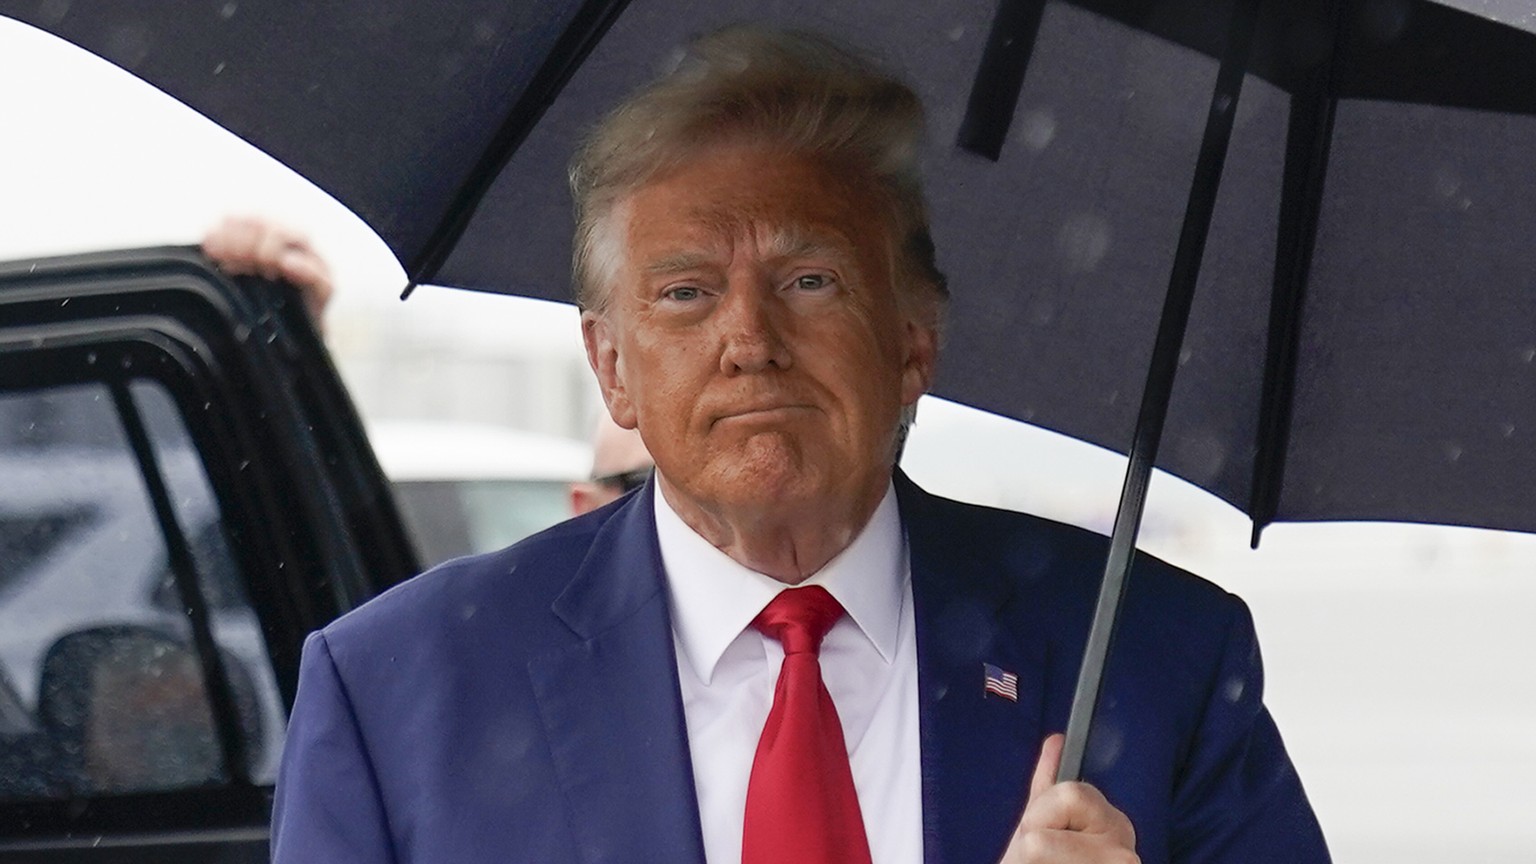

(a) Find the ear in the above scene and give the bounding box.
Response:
[583,310,638,429]
[899,313,940,409]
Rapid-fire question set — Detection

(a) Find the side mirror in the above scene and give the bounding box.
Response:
[36,625,262,796]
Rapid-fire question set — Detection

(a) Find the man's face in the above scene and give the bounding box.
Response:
[583,144,937,522]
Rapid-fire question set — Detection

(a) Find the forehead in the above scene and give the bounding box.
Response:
[620,146,892,261]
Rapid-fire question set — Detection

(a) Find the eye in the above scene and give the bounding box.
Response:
[664,285,703,302]
[792,273,833,292]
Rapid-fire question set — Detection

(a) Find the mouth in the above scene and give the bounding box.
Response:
[712,404,815,425]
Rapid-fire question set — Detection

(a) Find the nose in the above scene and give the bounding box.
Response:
[717,278,792,375]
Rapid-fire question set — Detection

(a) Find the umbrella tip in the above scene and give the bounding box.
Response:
[400,281,418,301]
[1248,522,1264,550]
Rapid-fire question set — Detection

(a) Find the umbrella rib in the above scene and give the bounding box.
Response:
[957,0,1050,161]
[1249,0,1346,548]
[1057,0,1263,783]
[401,0,636,298]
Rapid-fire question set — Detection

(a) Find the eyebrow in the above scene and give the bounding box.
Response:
[639,222,854,277]
[757,223,848,262]
[643,251,719,276]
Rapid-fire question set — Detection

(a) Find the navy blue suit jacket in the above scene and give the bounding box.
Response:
[271,475,1329,863]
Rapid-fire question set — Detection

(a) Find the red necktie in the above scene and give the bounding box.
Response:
[742,586,873,864]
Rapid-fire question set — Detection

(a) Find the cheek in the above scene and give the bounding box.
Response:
[625,340,705,424]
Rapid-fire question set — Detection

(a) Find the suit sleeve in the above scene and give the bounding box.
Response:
[270,630,400,864]
[1168,599,1331,864]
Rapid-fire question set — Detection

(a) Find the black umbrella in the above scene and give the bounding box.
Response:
[8,0,1534,779]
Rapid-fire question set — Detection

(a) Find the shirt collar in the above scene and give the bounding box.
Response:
[654,482,907,686]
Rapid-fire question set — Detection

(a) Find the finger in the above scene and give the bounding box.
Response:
[1005,828,1140,864]
[201,216,264,273]
[278,250,334,319]
[1029,733,1064,804]
[1030,782,1137,845]
[253,224,305,282]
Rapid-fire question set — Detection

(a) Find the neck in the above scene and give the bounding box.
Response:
[656,473,888,584]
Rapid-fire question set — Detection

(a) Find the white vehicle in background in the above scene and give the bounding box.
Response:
[366,421,592,567]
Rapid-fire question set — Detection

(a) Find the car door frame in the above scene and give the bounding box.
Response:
[0,247,418,859]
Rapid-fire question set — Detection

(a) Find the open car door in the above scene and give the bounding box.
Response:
[0,248,417,862]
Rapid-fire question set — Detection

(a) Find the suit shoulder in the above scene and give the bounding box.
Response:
[909,485,1243,621]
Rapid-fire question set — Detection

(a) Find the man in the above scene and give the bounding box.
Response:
[270,27,1328,864]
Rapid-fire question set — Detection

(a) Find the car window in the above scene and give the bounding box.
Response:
[0,380,278,800]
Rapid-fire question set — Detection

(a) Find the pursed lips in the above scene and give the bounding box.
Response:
[710,403,816,426]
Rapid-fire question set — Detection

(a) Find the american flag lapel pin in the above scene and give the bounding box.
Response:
[983,662,1019,702]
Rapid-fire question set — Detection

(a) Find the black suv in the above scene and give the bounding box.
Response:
[0,249,419,862]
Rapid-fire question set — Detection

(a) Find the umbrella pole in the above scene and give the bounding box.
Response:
[1057,0,1262,783]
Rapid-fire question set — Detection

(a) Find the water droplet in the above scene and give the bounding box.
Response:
[461,604,478,621]
[213,61,227,75]
[1018,108,1056,152]
[946,25,966,42]
[1178,347,1193,367]
[104,24,153,70]
[1444,442,1463,462]
[1433,167,1461,198]
[120,354,133,369]
[1085,720,1125,771]
[238,459,251,471]
[1521,346,1535,363]
[1056,213,1112,274]
[1175,429,1230,484]
[219,1,238,19]
[59,297,69,307]
[85,352,97,365]
[1502,422,1516,438]
[36,0,70,25]
[1223,675,1246,703]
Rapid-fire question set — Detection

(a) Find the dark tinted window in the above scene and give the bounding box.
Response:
[0,381,278,800]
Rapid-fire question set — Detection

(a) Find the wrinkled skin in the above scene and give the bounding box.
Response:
[583,144,938,583]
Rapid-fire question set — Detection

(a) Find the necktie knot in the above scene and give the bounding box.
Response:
[752,585,844,656]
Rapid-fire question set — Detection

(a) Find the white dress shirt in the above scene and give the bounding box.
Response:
[654,483,924,864]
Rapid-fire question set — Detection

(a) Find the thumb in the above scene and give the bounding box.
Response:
[1028,733,1065,804]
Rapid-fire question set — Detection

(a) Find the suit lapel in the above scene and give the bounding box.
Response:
[900,474,1048,864]
[528,483,707,864]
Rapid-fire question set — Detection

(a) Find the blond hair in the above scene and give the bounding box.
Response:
[568,26,948,320]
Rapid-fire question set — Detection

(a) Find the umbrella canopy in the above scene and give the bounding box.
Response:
[9,0,1535,788]
[7,0,1532,543]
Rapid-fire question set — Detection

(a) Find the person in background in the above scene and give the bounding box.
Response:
[568,413,654,516]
